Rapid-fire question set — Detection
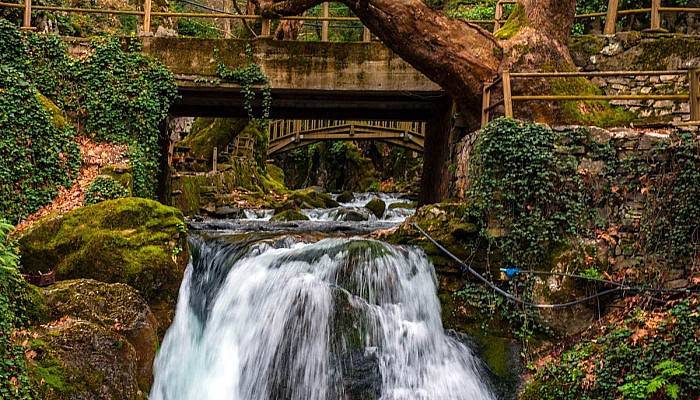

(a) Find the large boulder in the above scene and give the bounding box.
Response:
[18,198,189,331]
[288,188,339,209]
[25,318,146,400]
[42,279,159,391]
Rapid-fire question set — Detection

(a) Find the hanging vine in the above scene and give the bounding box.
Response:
[214,44,272,121]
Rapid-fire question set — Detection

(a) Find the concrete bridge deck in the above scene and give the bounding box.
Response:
[137,37,446,120]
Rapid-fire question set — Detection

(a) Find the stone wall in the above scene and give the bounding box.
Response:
[570,33,700,124]
[452,125,695,289]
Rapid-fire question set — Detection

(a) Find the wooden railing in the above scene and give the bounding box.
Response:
[269,119,425,142]
[267,119,426,155]
[4,0,700,39]
[481,69,700,127]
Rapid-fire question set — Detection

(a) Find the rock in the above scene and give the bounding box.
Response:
[210,206,245,219]
[18,198,189,332]
[336,208,370,222]
[388,201,416,210]
[42,279,158,391]
[336,191,355,203]
[365,198,386,219]
[25,318,147,400]
[270,209,310,222]
[288,189,340,209]
[154,26,177,37]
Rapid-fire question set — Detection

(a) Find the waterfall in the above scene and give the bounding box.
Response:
[151,236,495,400]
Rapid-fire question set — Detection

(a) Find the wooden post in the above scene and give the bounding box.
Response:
[223,0,231,38]
[321,2,329,42]
[502,70,513,118]
[481,81,492,128]
[493,1,503,32]
[649,0,662,31]
[21,0,32,30]
[603,0,619,35]
[212,147,218,173]
[690,69,700,122]
[143,0,152,34]
[362,27,371,42]
[261,18,271,36]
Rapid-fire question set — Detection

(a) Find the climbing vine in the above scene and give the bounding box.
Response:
[0,20,177,217]
[84,176,129,205]
[467,118,585,270]
[0,64,80,224]
[214,45,272,121]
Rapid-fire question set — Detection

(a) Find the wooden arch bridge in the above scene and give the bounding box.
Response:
[267,120,426,156]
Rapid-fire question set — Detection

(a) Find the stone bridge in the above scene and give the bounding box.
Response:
[137,37,447,121]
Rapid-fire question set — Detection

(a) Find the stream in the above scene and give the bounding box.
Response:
[150,193,496,400]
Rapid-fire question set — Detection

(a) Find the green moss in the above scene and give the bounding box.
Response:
[550,77,636,127]
[36,93,68,130]
[98,165,133,195]
[636,37,700,70]
[494,4,528,40]
[270,209,309,221]
[181,118,249,160]
[568,35,607,58]
[17,198,188,314]
[388,201,416,210]
[288,189,339,209]
[365,198,386,218]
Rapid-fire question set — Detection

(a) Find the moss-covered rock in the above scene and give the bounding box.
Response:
[42,279,158,391]
[336,190,355,203]
[18,198,188,331]
[180,118,248,161]
[25,318,146,400]
[388,201,416,210]
[365,198,386,218]
[98,164,133,195]
[287,188,339,209]
[270,209,309,222]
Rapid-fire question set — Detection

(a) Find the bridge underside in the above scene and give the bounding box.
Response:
[171,85,446,121]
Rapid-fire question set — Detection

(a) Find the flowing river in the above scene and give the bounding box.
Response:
[150,193,496,400]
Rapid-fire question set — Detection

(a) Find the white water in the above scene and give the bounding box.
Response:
[151,237,495,400]
[240,193,415,223]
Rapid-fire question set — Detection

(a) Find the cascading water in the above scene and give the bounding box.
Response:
[151,236,495,400]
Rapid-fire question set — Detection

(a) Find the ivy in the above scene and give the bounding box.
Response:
[0,19,177,216]
[467,118,585,269]
[84,176,129,205]
[0,220,34,399]
[0,64,80,224]
[521,300,700,400]
[215,45,272,121]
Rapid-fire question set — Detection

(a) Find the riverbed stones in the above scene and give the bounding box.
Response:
[337,190,355,203]
[365,198,386,218]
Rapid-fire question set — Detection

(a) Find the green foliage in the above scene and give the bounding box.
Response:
[215,45,271,121]
[0,20,178,208]
[636,132,699,267]
[468,118,585,269]
[176,18,221,38]
[0,64,80,224]
[521,300,700,400]
[0,220,34,399]
[84,176,129,205]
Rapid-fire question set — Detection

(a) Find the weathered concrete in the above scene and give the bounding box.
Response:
[137,37,445,120]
